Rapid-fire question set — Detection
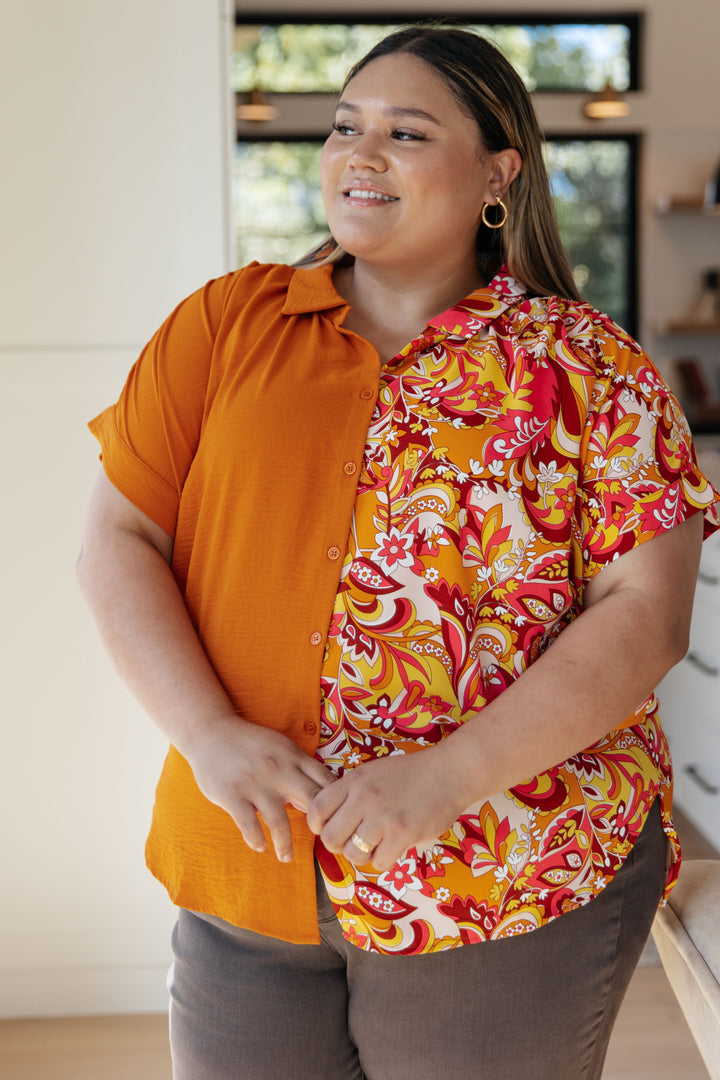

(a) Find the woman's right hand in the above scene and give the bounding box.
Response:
[183,715,335,862]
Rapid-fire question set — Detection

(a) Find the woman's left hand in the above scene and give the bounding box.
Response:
[305,743,469,872]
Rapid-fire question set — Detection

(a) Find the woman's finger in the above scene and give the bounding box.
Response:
[305,777,348,835]
[302,753,337,785]
[251,795,294,862]
[341,827,380,867]
[229,798,269,855]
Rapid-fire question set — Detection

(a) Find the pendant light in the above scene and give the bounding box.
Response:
[583,82,630,120]
[237,87,278,123]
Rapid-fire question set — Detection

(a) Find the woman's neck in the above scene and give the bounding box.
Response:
[334,259,486,361]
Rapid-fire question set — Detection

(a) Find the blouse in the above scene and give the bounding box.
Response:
[89,260,719,951]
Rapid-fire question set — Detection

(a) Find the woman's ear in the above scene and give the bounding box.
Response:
[486,149,523,202]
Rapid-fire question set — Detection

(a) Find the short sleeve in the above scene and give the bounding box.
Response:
[578,326,720,580]
[88,274,236,536]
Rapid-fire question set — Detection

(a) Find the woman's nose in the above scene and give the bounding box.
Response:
[348,132,388,171]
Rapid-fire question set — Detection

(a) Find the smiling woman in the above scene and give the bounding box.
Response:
[78,23,719,1080]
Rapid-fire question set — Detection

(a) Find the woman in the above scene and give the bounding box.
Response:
[78,26,718,1080]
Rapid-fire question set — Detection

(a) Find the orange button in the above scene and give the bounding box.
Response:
[360,387,374,400]
[303,720,318,735]
[309,631,323,646]
[328,546,341,560]
[344,462,357,475]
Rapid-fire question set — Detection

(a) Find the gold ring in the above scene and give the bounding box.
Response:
[351,832,374,855]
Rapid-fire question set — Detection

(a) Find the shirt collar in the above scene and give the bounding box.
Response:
[426,264,528,338]
[283,263,348,316]
[283,261,527,338]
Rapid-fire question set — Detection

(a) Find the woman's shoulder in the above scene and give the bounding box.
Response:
[202,260,296,307]
[525,292,638,345]
[506,290,646,378]
[200,260,339,320]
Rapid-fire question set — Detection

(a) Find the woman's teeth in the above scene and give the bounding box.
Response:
[346,189,397,201]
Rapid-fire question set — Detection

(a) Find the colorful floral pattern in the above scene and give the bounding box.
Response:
[316,266,719,955]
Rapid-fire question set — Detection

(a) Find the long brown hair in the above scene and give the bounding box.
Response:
[297,25,581,302]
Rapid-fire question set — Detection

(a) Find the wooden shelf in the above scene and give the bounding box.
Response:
[655,195,706,215]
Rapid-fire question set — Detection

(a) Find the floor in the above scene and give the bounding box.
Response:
[1,809,716,1080]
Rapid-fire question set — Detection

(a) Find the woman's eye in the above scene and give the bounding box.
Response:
[331,122,356,136]
[392,129,425,141]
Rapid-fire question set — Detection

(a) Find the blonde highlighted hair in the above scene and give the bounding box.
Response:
[297,25,581,302]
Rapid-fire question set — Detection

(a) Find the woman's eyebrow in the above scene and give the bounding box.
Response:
[335,100,443,125]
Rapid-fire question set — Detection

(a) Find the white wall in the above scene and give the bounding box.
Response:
[1,0,718,1019]
[0,0,233,1017]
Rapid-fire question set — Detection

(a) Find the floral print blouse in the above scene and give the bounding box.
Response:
[315,265,719,954]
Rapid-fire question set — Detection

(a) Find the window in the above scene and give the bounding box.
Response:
[233,17,639,93]
[233,140,326,268]
[546,136,637,334]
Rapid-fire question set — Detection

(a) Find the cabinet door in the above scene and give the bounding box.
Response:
[662,698,720,850]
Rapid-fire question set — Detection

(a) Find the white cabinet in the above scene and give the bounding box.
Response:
[657,527,720,848]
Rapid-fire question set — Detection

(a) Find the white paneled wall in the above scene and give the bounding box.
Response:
[0,0,232,1017]
[1,0,719,1018]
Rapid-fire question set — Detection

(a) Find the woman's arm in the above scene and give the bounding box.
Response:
[307,511,704,871]
[77,470,334,862]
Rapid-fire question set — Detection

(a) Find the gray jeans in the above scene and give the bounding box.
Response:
[168,799,667,1080]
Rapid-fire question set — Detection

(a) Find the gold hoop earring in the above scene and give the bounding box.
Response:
[481,198,507,230]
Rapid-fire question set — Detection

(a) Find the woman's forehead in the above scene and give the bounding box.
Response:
[340,54,475,126]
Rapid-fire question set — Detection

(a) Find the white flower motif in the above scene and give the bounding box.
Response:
[372,527,415,574]
[469,458,483,475]
[424,567,440,582]
[435,887,451,902]
[537,460,562,484]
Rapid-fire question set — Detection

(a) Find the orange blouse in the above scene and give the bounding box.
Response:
[89,261,719,948]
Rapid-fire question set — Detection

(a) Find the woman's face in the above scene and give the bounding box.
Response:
[320,53,497,276]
